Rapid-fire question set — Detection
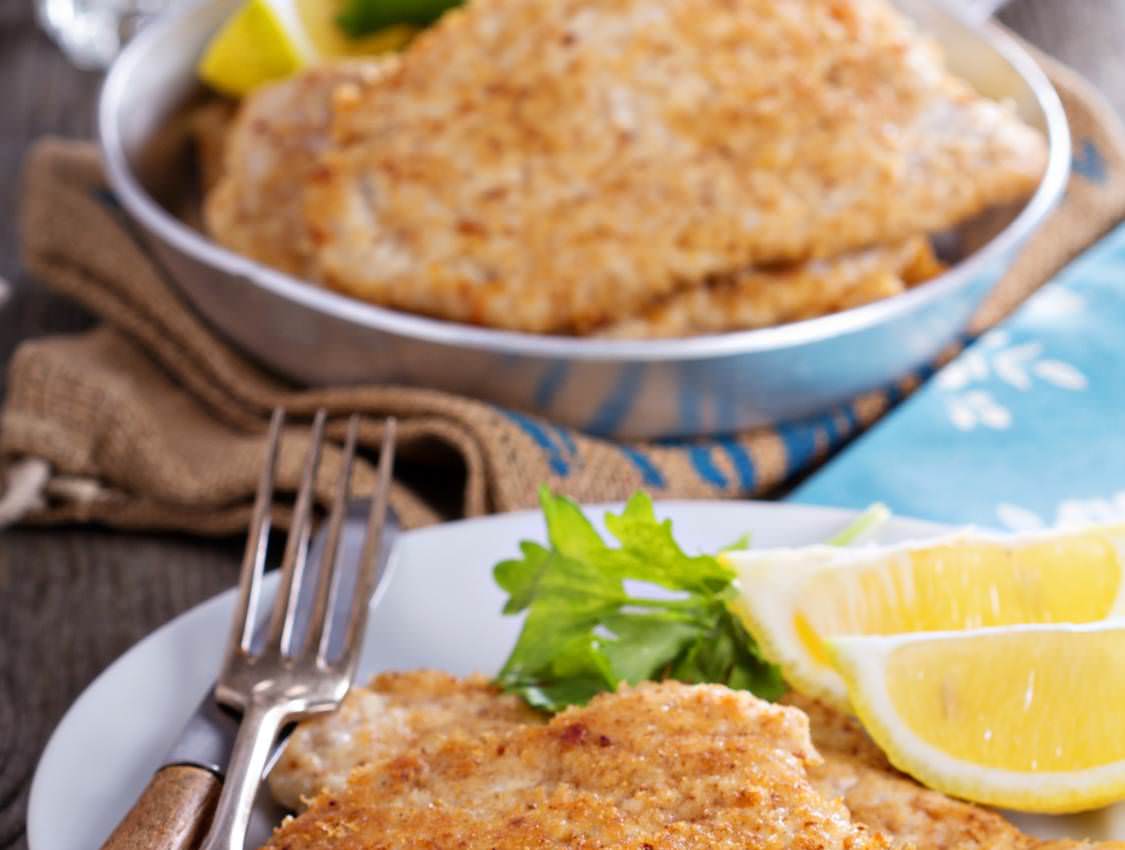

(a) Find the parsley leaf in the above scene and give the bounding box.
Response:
[336,0,461,38]
[494,488,783,712]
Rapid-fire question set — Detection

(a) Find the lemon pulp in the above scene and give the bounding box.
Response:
[796,533,1123,646]
[198,0,309,97]
[199,0,414,97]
[886,627,1125,772]
[832,623,1125,811]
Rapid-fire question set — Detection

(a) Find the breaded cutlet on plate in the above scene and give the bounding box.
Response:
[267,671,1111,850]
[267,671,539,812]
[264,680,891,850]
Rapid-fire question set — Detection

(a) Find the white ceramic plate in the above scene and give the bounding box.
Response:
[28,501,1124,850]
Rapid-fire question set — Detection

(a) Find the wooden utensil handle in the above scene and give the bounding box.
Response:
[99,765,221,850]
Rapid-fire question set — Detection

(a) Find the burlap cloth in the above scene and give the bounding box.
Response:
[4,49,1125,534]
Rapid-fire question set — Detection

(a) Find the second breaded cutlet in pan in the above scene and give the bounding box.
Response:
[265,680,892,850]
[206,0,1046,335]
[302,0,1045,332]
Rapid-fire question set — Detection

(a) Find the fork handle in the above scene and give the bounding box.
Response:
[198,703,288,850]
[99,765,221,850]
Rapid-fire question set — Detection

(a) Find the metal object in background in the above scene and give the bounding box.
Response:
[952,0,1013,24]
[35,0,1013,71]
[36,0,168,70]
[98,0,1070,439]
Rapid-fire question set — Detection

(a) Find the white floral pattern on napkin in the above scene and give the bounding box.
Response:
[794,221,1125,530]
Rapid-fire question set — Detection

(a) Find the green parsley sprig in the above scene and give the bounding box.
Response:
[493,488,785,712]
[337,0,461,37]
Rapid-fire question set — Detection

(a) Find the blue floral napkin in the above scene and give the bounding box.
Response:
[794,221,1125,530]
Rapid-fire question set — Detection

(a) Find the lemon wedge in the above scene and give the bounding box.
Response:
[830,623,1125,812]
[729,524,1125,708]
[198,0,413,97]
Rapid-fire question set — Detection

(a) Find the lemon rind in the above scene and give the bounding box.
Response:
[197,0,317,99]
[1103,526,1125,617]
[730,547,854,709]
[264,0,316,61]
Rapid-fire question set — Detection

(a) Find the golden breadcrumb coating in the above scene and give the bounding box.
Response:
[597,237,943,338]
[785,692,1040,850]
[301,0,1045,332]
[784,691,897,770]
[797,692,1122,850]
[205,61,395,277]
[189,100,237,197]
[811,754,1037,850]
[262,681,888,850]
[266,674,1106,850]
[268,670,540,811]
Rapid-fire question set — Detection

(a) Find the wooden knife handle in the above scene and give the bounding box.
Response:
[99,765,221,850]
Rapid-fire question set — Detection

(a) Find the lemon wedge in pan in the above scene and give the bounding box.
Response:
[198,0,412,98]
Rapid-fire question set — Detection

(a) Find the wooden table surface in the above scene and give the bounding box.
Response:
[2,1,1125,847]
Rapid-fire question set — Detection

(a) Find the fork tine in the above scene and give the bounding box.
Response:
[228,408,284,655]
[304,414,360,661]
[339,418,396,673]
[266,408,327,653]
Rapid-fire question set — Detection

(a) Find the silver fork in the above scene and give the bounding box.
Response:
[198,408,396,850]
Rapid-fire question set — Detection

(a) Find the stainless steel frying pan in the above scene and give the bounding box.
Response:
[98,0,1069,438]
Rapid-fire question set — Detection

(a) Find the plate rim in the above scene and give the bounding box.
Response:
[27,500,946,850]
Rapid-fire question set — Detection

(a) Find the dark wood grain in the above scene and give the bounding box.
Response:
[0,2,1123,850]
[0,528,242,850]
[0,1,100,400]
